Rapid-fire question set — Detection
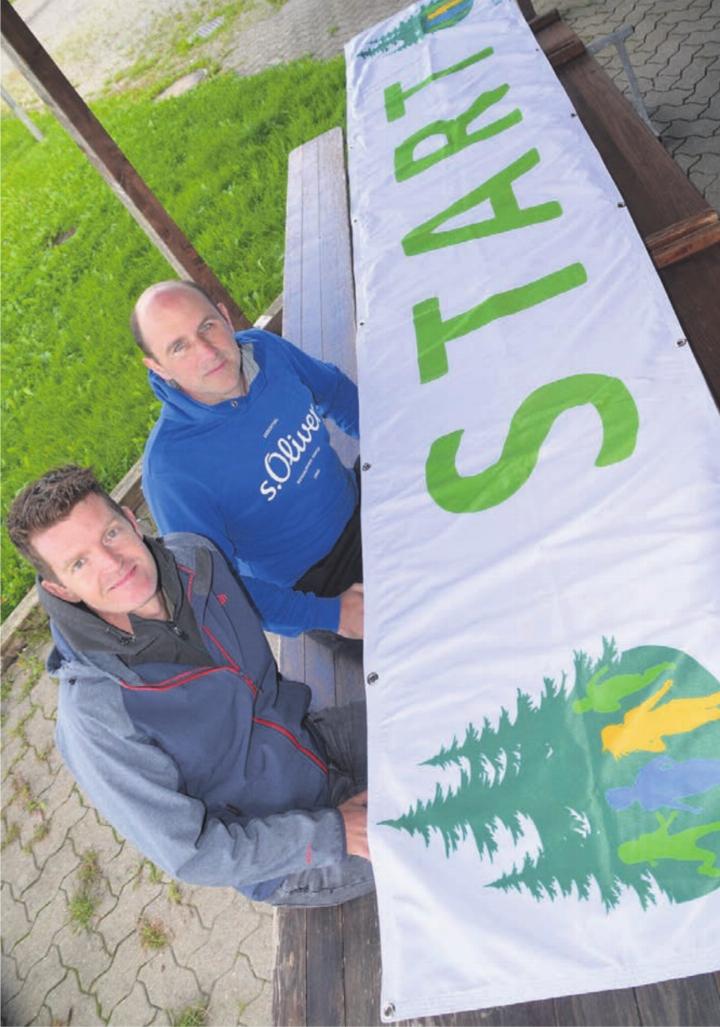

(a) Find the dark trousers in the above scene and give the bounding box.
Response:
[268,702,374,907]
[293,461,363,598]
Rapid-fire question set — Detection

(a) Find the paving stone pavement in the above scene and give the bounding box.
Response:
[2,1,718,1025]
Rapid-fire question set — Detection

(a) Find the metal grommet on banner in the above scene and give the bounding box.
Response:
[366,672,379,685]
[383,1003,396,1020]
[359,320,366,327]
[362,462,371,471]
[570,111,577,118]
[617,201,626,208]
[676,338,688,347]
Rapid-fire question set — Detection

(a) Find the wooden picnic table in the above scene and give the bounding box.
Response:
[272,3,720,1025]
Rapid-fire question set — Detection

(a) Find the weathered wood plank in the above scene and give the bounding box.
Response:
[660,239,720,409]
[284,142,306,346]
[554,989,640,1025]
[650,218,720,269]
[273,907,308,1026]
[342,893,383,1027]
[528,9,560,34]
[299,138,324,362]
[635,973,720,1026]
[317,127,358,467]
[303,636,337,710]
[537,20,585,68]
[305,905,346,1026]
[334,645,366,707]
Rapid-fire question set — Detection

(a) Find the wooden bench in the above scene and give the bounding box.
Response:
[271,19,720,1027]
[272,125,381,1026]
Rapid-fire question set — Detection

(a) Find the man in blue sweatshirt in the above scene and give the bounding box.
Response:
[133,280,364,638]
[6,466,372,904]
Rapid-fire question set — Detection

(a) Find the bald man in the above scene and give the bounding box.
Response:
[133,281,364,639]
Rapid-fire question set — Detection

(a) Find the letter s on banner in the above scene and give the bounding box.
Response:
[426,374,640,513]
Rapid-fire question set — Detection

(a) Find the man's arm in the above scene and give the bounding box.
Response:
[56,681,351,892]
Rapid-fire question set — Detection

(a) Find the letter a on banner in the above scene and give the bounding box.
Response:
[403,149,562,255]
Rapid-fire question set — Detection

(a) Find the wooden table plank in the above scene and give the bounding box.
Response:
[342,893,383,1026]
[305,905,347,1026]
[635,973,720,1026]
[660,247,720,409]
[283,142,306,344]
[299,137,324,362]
[554,989,640,1025]
[274,907,308,1026]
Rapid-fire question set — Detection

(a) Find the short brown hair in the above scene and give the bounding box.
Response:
[130,280,221,356]
[6,465,125,580]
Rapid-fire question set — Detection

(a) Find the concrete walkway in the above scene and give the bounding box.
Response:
[2,1,719,1026]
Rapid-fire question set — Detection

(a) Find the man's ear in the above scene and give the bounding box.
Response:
[41,579,82,604]
[122,506,143,539]
[218,302,234,331]
[142,354,172,381]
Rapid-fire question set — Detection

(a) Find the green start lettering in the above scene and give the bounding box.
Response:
[415,263,588,383]
[385,48,494,122]
[395,85,521,182]
[426,374,640,513]
[403,149,561,253]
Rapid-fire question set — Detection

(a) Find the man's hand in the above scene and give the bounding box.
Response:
[338,583,364,638]
[339,790,370,860]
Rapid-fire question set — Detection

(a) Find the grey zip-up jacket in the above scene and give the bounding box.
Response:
[45,533,347,901]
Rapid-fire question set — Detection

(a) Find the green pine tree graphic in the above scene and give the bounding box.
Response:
[382,641,720,910]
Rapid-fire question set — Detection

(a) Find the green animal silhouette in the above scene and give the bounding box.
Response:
[573,661,673,714]
[618,812,720,878]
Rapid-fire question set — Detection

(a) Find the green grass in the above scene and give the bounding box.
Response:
[1,819,21,851]
[1,57,346,619]
[172,1003,207,1027]
[138,915,171,949]
[17,653,45,699]
[77,848,101,887]
[167,879,183,904]
[68,891,98,932]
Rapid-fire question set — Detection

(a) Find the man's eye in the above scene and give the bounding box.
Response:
[171,341,186,355]
[106,527,119,541]
[71,558,85,572]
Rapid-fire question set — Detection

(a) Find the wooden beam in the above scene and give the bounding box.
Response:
[528,9,561,34]
[0,0,250,327]
[516,0,538,22]
[645,209,720,269]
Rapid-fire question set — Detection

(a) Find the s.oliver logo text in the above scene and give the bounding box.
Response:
[260,406,322,501]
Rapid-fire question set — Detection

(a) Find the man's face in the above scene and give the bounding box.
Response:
[34,493,160,621]
[139,287,243,405]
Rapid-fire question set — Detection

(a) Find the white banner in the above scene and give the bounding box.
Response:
[346,1,720,1021]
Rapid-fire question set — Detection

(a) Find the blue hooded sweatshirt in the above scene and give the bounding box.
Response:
[143,330,359,635]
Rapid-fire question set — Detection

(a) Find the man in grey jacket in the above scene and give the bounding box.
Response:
[6,465,372,905]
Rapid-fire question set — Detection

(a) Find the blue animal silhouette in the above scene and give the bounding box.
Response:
[605,757,720,814]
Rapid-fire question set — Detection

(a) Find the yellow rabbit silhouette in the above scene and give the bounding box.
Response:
[601,680,720,759]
